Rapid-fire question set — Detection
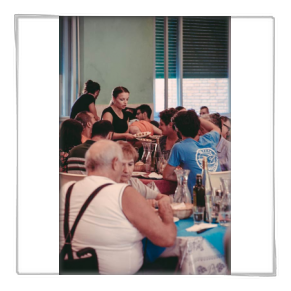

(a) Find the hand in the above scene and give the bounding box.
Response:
[155,194,170,203]
[147,199,158,208]
[158,196,173,223]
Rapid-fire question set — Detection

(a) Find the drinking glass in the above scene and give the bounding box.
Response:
[221,178,231,194]
[193,206,205,225]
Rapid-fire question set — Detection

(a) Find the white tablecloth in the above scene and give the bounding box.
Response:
[160,237,228,275]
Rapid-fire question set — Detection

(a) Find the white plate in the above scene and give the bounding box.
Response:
[173,217,179,222]
[132,172,147,177]
[141,173,163,179]
[149,135,162,139]
[133,131,151,138]
[135,138,153,142]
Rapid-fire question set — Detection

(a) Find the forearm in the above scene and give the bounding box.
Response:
[199,117,220,134]
[111,132,127,140]
[89,104,100,120]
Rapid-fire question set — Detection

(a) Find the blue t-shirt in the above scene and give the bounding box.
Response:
[168,131,221,196]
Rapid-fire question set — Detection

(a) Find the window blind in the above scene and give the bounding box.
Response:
[183,16,229,78]
[155,17,178,79]
[155,16,229,79]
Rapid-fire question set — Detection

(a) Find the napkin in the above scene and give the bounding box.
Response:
[186,223,217,232]
[148,172,163,179]
[171,203,186,210]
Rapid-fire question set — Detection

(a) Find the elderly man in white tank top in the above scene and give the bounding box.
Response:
[60,139,176,275]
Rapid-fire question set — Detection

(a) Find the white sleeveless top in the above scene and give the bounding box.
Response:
[59,176,144,275]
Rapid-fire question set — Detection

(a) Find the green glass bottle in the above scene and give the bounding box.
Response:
[193,174,205,207]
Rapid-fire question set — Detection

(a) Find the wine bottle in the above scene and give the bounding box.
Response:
[201,157,213,223]
[193,174,205,207]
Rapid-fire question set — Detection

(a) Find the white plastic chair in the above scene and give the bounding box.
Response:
[208,171,231,193]
[60,172,86,189]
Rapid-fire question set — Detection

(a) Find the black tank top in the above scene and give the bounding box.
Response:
[101,107,129,133]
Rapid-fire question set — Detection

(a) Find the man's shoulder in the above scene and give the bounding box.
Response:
[69,141,93,158]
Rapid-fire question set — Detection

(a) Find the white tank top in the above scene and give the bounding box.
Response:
[60,175,144,275]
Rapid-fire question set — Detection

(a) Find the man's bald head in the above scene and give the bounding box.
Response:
[85,140,123,178]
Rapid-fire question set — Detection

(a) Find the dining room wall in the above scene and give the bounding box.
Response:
[79,17,155,107]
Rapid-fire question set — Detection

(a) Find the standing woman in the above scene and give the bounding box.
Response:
[101,86,135,141]
[70,80,101,121]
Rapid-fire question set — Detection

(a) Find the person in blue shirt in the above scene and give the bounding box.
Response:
[163,109,221,196]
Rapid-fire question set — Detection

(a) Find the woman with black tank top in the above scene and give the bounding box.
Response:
[101,86,135,141]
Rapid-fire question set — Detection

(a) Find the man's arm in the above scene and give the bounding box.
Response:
[152,125,162,135]
[199,117,221,134]
[163,164,177,182]
[122,186,176,247]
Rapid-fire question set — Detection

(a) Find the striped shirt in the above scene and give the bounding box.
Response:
[67,140,95,174]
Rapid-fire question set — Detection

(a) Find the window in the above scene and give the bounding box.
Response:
[59,16,80,118]
[154,16,230,118]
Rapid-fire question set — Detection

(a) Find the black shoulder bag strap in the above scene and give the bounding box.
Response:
[60,183,113,260]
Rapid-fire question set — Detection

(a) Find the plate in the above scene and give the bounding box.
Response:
[173,217,179,222]
[149,135,162,140]
[133,131,151,138]
[132,171,147,177]
[135,138,153,142]
[141,173,163,179]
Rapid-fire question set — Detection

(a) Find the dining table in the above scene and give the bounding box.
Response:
[134,172,177,195]
[143,217,229,275]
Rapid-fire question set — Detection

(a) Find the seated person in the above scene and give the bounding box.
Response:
[200,106,209,116]
[158,108,181,156]
[59,119,83,172]
[200,113,231,171]
[60,140,176,275]
[129,104,162,135]
[220,115,231,142]
[67,120,114,174]
[175,106,186,112]
[116,141,171,204]
[163,110,221,197]
[125,107,137,121]
[75,111,98,143]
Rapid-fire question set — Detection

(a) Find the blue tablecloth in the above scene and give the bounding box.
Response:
[143,217,227,262]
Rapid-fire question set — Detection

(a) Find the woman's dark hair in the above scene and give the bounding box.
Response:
[159,108,178,125]
[172,109,200,138]
[112,86,130,98]
[59,119,83,152]
[83,80,101,94]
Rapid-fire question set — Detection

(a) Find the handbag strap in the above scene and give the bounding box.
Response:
[62,182,113,260]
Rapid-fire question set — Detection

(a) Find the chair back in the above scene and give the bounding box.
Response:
[60,172,86,189]
[209,171,231,193]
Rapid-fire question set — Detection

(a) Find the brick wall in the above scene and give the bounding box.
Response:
[155,78,229,114]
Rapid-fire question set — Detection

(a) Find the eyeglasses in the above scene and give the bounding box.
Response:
[173,124,179,132]
[223,123,231,131]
